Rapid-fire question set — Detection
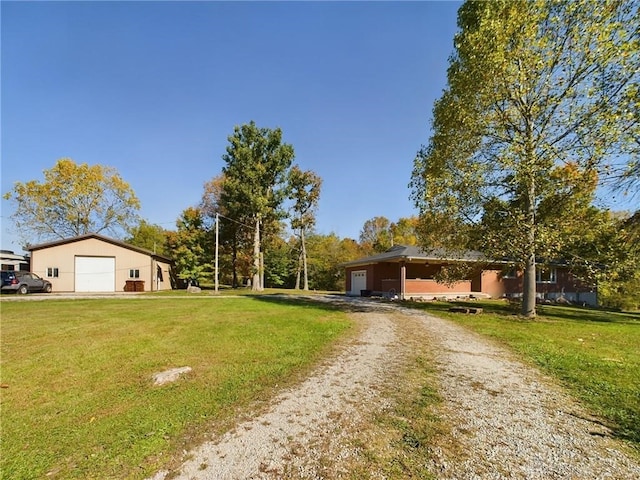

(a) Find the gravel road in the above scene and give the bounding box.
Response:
[148,297,640,479]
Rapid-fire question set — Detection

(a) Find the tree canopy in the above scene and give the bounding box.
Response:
[126,220,170,257]
[4,158,140,245]
[410,0,639,317]
[166,207,209,284]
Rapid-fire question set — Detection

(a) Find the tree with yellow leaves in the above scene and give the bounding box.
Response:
[4,158,140,245]
[411,0,639,317]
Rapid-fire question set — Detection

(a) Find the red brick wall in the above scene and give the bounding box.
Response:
[478,270,506,298]
[405,279,472,294]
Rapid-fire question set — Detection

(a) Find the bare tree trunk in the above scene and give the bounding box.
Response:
[294,248,302,290]
[232,238,238,288]
[521,177,537,317]
[260,252,264,291]
[301,228,309,291]
[522,251,537,317]
[252,216,262,291]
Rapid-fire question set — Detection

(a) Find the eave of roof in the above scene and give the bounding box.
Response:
[342,245,498,267]
[27,233,173,263]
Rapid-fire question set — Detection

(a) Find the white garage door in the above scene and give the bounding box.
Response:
[75,256,116,292]
[350,270,367,296]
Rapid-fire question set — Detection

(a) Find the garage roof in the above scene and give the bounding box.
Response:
[27,233,173,263]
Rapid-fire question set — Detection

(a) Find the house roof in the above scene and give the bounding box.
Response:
[27,233,173,263]
[0,250,29,262]
[342,245,493,267]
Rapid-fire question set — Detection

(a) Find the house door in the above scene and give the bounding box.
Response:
[75,256,116,292]
[350,270,367,296]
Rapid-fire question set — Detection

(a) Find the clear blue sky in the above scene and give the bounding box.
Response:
[2,0,465,253]
[2,1,636,255]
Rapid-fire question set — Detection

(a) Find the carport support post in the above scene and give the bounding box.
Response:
[400,261,406,300]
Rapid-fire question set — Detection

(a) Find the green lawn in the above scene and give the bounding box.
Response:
[0,296,352,480]
[3,294,638,479]
[407,300,640,450]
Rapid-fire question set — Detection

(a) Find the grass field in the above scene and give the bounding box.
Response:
[407,300,640,450]
[3,293,639,479]
[0,296,352,480]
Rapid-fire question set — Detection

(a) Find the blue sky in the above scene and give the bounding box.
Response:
[2,0,467,253]
[2,0,465,253]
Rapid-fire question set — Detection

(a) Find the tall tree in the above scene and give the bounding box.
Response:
[220,122,295,291]
[410,0,639,317]
[288,166,322,290]
[4,158,140,244]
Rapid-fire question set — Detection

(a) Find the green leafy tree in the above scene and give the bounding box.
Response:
[565,209,640,310]
[220,122,295,291]
[126,220,170,257]
[263,234,295,288]
[166,207,209,286]
[288,166,322,290]
[390,216,420,247]
[359,216,393,254]
[3,158,140,244]
[306,234,365,291]
[410,0,639,317]
[612,81,640,194]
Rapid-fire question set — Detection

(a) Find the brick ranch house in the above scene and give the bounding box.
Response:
[343,245,597,306]
[28,233,174,293]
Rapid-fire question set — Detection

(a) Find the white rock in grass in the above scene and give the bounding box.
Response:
[153,366,192,386]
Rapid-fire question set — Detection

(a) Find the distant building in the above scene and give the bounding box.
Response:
[0,250,30,271]
[343,245,597,306]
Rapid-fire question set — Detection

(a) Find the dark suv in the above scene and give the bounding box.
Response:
[0,271,52,294]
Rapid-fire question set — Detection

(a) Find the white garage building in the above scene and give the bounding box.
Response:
[28,233,174,293]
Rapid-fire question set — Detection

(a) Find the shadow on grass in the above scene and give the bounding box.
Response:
[536,305,640,325]
[251,292,378,314]
[402,299,640,325]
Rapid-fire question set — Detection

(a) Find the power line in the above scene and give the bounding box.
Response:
[216,213,254,230]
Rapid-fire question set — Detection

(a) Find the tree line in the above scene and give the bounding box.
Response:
[3,151,421,293]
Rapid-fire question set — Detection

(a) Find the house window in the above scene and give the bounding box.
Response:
[129,269,140,279]
[47,267,59,278]
[537,267,557,283]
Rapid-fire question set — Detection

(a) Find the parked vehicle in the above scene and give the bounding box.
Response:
[0,271,52,294]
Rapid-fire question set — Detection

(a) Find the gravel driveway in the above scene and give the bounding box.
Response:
[148,297,639,479]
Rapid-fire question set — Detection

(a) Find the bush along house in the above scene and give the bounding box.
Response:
[343,245,597,306]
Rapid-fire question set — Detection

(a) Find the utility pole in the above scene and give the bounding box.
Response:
[215,212,219,293]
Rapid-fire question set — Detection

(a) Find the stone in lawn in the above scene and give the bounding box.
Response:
[153,366,192,386]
